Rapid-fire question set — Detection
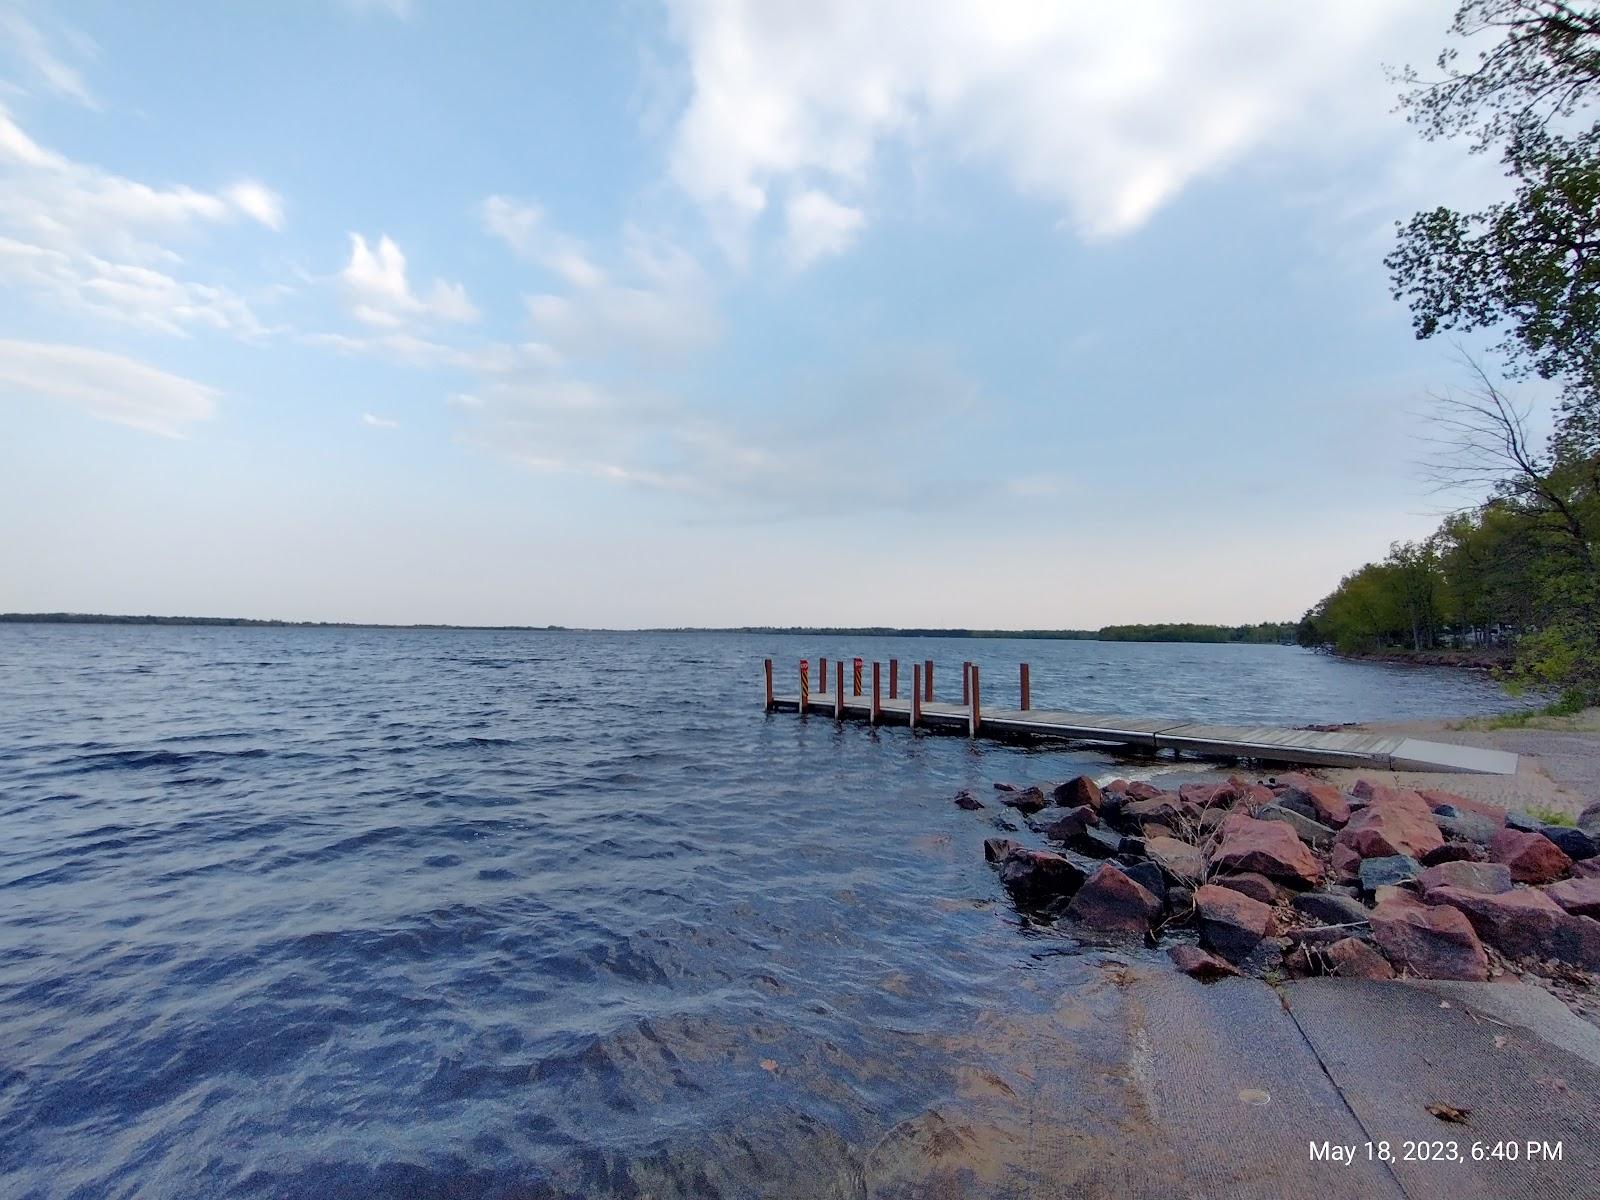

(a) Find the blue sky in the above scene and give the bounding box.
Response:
[1,0,1519,627]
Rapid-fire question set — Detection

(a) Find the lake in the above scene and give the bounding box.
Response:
[0,626,1520,1197]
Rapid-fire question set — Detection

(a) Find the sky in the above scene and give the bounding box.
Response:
[0,0,1525,628]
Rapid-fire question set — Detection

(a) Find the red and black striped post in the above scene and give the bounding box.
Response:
[835,661,844,720]
[1019,662,1030,711]
[969,663,981,737]
[763,658,774,711]
[910,664,922,729]
[799,659,810,713]
[871,661,881,724]
[889,659,899,699]
[853,657,863,696]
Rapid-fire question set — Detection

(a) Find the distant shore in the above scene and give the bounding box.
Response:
[1334,646,1513,672]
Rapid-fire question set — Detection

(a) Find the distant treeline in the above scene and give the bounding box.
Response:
[0,613,570,631]
[1096,622,1295,644]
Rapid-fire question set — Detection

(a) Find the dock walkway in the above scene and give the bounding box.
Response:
[764,656,1517,776]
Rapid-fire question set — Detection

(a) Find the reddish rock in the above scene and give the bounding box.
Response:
[997,848,1086,908]
[1168,945,1241,981]
[1372,884,1421,908]
[1040,804,1099,844]
[1125,781,1165,801]
[1325,937,1396,980]
[1211,814,1322,886]
[1425,886,1600,968]
[1489,828,1573,884]
[1238,783,1277,813]
[1195,883,1276,963]
[1052,775,1104,810]
[1576,858,1600,879]
[1214,872,1286,906]
[983,837,1022,863]
[1145,835,1206,884]
[1370,897,1489,981]
[1545,876,1600,918]
[1103,778,1130,798]
[1330,842,1362,882]
[999,786,1048,815]
[1417,860,1513,895]
[1420,842,1484,866]
[1066,864,1162,936]
[1335,789,1444,862]
[953,789,985,810]
[1350,779,1381,799]
[1122,793,1186,829]
[1179,782,1230,810]
[1276,772,1352,827]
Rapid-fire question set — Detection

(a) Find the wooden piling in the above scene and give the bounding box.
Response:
[969,663,981,737]
[819,657,828,693]
[764,658,774,711]
[961,661,971,705]
[889,659,899,699]
[799,659,810,713]
[853,657,863,697]
[911,664,922,729]
[835,661,844,719]
[871,662,881,724]
[1020,662,1030,711]
[924,660,934,702]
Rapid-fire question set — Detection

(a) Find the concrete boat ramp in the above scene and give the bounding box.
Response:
[764,657,1519,775]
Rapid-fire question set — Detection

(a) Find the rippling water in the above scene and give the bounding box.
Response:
[0,626,1519,1198]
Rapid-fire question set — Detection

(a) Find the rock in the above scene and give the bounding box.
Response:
[1418,789,1508,827]
[1116,835,1147,858]
[1370,897,1489,981]
[1194,883,1275,963]
[1505,809,1541,832]
[983,837,1022,863]
[1081,825,1128,858]
[1372,884,1420,908]
[1257,803,1336,850]
[1330,842,1362,882]
[1290,924,1360,948]
[1144,835,1206,884]
[1540,825,1597,862]
[1419,841,1484,866]
[1283,945,1319,977]
[1038,804,1098,845]
[1104,779,1130,798]
[1211,814,1321,886]
[1119,859,1167,906]
[1213,872,1285,906]
[1576,857,1600,879]
[1489,828,1573,884]
[1236,783,1277,813]
[999,786,1048,815]
[1066,864,1162,936]
[1168,944,1241,981]
[990,817,1018,832]
[1166,886,1194,915]
[1579,799,1600,838]
[1276,773,1351,827]
[1545,876,1600,918]
[1417,860,1513,895]
[992,782,1015,792]
[953,790,985,810]
[1325,937,1396,980]
[1435,812,1501,846]
[1125,780,1166,800]
[1292,892,1372,927]
[997,848,1087,908]
[1179,782,1231,810]
[1052,775,1103,810]
[1424,886,1600,968]
[1358,855,1421,894]
[1121,793,1186,831]
[1350,779,1380,799]
[1335,788,1444,862]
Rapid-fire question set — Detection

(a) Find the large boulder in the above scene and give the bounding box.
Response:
[1489,828,1573,884]
[997,848,1086,908]
[1325,937,1396,980]
[1545,876,1600,918]
[1194,883,1275,963]
[1066,864,1162,936]
[1052,775,1103,810]
[1211,814,1321,886]
[1275,772,1352,827]
[1369,896,1489,981]
[1417,860,1513,895]
[1424,886,1600,968]
[1168,945,1240,981]
[1145,835,1206,885]
[999,786,1048,815]
[1335,788,1444,862]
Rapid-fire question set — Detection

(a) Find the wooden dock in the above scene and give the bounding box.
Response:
[762,657,1518,776]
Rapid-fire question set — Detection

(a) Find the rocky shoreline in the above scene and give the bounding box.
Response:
[961,772,1600,1008]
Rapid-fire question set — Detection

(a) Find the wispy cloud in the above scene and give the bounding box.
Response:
[0,338,218,436]
[361,411,399,429]
[0,3,97,108]
[339,233,478,328]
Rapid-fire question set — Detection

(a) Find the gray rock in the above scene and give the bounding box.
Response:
[1540,825,1597,862]
[1292,892,1372,926]
[1359,855,1421,894]
[1436,812,1500,845]
[1505,809,1541,832]
[1076,825,1125,859]
[1579,800,1600,839]
[1257,803,1335,850]
[1119,859,1167,905]
[1432,803,1460,819]
[1275,792,1322,823]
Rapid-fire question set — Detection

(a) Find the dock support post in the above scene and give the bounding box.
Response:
[961,661,971,705]
[969,664,981,737]
[889,659,899,699]
[763,658,774,711]
[911,664,922,729]
[819,657,828,694]
[924,660,934,702]
[835,661,844,720]
[871,662,881,725]
[1019,663,1030,711]
[853,657,862,697]
[799,660,810,714]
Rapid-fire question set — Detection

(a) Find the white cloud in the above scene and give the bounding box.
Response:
[361,412,399,429]
[0,107,282,334]
[339,233,479,327]
[664,0,1443,252]
[0,4,96,108]
[0,338,218,436]
[481,196,605,288]
[784,188,864,267]
[343,0,415,18]
[304,330,558,373]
